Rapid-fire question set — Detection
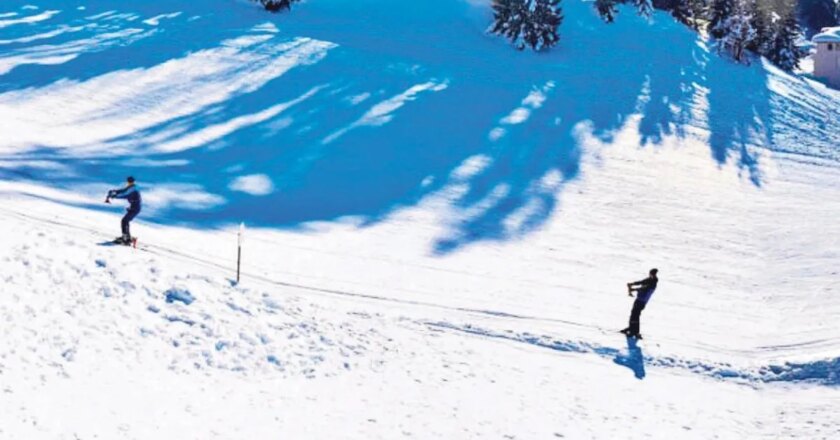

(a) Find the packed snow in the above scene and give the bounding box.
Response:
[1,0,839,439]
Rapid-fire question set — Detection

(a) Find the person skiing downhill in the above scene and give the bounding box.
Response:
[106,176,141,245]
[620,268,659,339]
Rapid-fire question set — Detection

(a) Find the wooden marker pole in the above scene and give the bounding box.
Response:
[237,222,245,284]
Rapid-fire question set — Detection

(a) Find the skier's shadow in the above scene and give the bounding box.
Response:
[613,336,646,380]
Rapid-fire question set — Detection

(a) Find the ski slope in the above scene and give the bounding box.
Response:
[1,0,839,438]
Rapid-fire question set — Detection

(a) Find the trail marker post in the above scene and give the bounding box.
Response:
[237,222,245,284]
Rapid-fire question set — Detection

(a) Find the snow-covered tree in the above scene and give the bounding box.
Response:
[634,0,654,18]
[669,0,691,26]
[490,0,564,51]
[260,0,299,12]
[766,9,806,71]
[709,0,736,38]
[649,0,705,29]
[668,0,705,29]
[746,0,771,55]
[689,0,709,30]
[595,0,620,23]
[718,1,756,63]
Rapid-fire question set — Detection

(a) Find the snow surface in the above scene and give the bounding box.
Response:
[1,0,840,438]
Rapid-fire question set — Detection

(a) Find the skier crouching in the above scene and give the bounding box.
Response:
[620,268,659,339]
[106,176,141,245]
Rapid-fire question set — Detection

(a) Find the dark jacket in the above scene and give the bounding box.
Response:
[632,276,658,304]
[111,184,141,210]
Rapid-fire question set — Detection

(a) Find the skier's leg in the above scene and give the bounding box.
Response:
[624,302,636,334]
[121,208,139,241]
[635,302,646,337]
[121,213,130,241]
[629,301,645,336]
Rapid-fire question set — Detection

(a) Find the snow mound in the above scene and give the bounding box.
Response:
[0,221,390,379]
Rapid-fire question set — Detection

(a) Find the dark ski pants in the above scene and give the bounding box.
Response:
[121,206,140,237]
[628,300,646,336]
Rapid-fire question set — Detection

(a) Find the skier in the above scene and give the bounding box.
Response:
[620,268,659,339]
[106,176,141,245]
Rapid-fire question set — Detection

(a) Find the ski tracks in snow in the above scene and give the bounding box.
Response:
[2,198,836,390]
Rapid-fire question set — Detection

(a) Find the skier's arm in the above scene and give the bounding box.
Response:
[627,278,650,292]
[110,186,136,199]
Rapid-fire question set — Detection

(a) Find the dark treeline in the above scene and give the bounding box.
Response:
[258,0,300,12]
[250,0,836,72]
[488,0,833,72]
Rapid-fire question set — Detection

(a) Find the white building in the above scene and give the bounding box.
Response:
[813,27,840,89]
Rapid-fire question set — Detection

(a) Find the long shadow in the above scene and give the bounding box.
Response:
[0,0,790,253]
[613,336,646,379]
[635,19,702,146]
[705,50,773,186]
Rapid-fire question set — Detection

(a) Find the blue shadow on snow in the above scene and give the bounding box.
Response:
[0,0,779,253]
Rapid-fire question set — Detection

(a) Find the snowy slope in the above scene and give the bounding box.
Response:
[1,0,840,439]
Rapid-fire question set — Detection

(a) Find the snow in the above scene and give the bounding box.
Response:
[0,9,58,28]
[813,26,840,43]
[493,82,555,138]
[1,0,840,438]
[141,12,181,26]
[229,174,275,196]
[322,81,449,144]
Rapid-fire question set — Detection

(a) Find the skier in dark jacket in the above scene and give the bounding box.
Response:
[620,268,659,339]
[106,176,141,245]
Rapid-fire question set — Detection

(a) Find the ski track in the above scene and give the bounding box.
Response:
[4,198,839,388]
[425,321,840,386]
[2,199,840,439]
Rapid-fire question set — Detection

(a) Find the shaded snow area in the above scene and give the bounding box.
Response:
[1,0,840,439]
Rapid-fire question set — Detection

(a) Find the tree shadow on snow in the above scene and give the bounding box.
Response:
[0,0,782,253]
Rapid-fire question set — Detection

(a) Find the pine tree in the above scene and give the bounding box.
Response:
[718,1,756,64]
[766,9,806,71]
[490,0,564,51]
[651,0,704,29]
[669,0,696,28]
[528,0,564,49]
[709,0,736,38]
[746,0,771,55]
[260,0,298,12]
[687,0,709,30]
[595,0,620,23]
